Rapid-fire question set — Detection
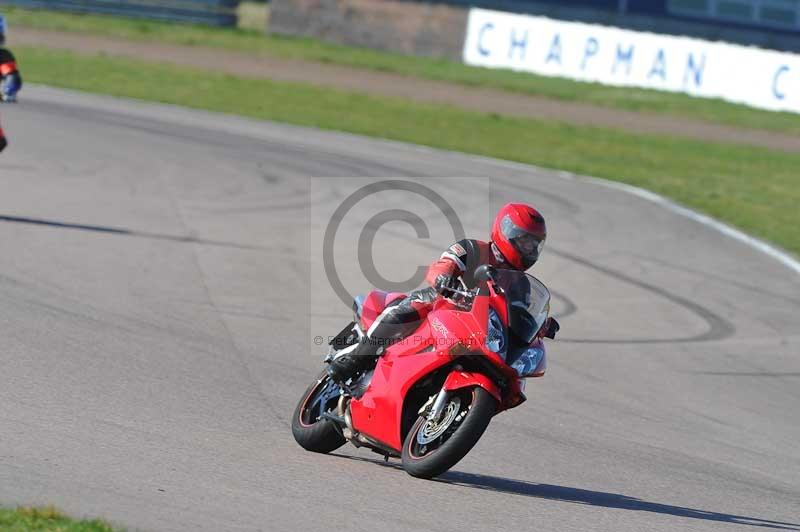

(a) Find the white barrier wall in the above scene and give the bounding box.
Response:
[463,8,800,114]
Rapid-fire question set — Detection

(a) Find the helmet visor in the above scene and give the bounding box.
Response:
[500,215,545,267]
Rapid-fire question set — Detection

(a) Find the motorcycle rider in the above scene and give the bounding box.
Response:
[327,202,558,385]
[0,15,23,103]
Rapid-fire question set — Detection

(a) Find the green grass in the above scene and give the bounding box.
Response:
[16,45,800,256]
[5,6,800,135]
[0,506,117,531]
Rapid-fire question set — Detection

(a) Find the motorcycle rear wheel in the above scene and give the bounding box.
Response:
[401,386,496,479]
[291,371,347,454]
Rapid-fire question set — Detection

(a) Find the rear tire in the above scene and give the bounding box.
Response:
[401,386,496,479]
[291,371,346,454]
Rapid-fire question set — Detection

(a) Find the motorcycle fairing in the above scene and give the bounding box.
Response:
[434,288,527,409]
[348,277,538,451]
[442,370,501,403]
[349,293,509,451]
[348,320,453,451]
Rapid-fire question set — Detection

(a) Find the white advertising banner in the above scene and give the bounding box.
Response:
[463,8,800,114]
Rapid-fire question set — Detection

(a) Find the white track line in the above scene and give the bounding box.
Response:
[578,176,800,275]
[462,153,800,276]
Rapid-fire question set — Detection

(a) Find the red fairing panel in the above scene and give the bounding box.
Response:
[349,314,473,450]
[443,371,502,403]
[348,278,533,451]
[349,330,453,451]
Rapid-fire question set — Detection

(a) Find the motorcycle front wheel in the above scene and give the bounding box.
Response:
[291,370,347,454]
[401,386,496,479]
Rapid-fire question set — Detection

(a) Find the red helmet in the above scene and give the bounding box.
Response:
[491,203,547,270]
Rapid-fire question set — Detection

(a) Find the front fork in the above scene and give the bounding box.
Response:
[427,388,450,422]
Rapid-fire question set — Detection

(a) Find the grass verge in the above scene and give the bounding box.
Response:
[5,6,800,136]
[16,45,800,256]
[0,506,117,531]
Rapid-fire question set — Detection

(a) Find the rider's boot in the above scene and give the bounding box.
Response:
[326,335,384,385]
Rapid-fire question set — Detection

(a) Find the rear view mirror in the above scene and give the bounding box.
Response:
[474,265,496,283]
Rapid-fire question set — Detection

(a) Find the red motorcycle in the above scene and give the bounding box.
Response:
[292,265,557,479]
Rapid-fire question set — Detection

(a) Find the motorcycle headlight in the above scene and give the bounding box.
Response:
[485,307,506,360]
[510,345,544,377]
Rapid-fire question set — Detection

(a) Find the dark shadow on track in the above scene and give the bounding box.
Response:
[693,371,800,378]
[0,214,268,251]
[436,471,800,531]
[332,454,799,530]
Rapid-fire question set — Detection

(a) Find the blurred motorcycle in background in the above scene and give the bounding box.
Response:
[0,14,22,103]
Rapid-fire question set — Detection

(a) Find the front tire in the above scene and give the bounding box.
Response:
[291,371,346,453]
[401,386,496,479]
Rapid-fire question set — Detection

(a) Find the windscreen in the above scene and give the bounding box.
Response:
[492,269,551,344]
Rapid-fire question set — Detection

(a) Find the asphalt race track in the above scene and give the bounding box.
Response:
[1,86,798,532]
